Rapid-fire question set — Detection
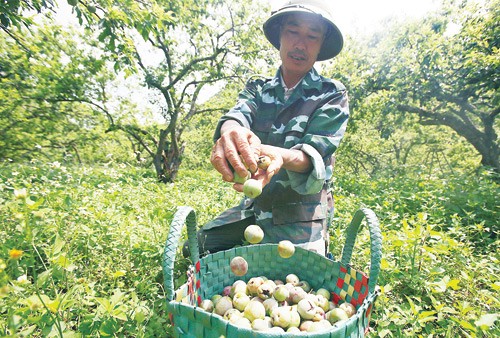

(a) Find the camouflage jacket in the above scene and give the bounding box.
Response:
[205,67,349,244]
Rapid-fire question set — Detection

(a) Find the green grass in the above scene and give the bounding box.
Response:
[0,161,498,337]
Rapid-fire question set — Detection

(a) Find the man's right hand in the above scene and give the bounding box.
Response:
[211,121,261,183]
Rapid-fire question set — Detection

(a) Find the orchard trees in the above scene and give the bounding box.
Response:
[373,0,499,173]
[1,0,270,180]
[0,0,55,49]
[63,0,270,182]
[0,24,119,162]
[135,1,269,182]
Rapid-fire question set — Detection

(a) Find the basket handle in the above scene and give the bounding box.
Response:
[162,206,200,302]
[340,208,382,294]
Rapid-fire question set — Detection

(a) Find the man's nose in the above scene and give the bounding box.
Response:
[294,36,306,50]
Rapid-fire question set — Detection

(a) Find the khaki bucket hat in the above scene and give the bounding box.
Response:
[263,0,344,61]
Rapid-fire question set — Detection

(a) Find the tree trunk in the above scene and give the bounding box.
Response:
[153,129,169,183]
[481,114,500,173]
[153,128,185,183]
[480,144,500,172]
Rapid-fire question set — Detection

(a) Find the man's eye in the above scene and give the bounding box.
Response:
[288,30,298,35]
[308,35,319,40]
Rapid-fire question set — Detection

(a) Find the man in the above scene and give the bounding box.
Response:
[185,0,349,257]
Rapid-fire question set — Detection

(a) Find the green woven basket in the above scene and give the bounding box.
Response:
[163,206,382,337]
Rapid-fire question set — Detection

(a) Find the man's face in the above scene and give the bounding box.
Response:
[279,13,326,78]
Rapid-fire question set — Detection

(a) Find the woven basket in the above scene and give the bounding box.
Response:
[163,206,382,337]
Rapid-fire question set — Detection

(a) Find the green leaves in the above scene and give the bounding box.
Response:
[426,276,461,294]
[0,23,120,163]
[0,162,242,335]
[96,291,129,321]
[0,160,499,336]
[0,0,55,29]
[339,0,499,174]
[1,0,498,336]
[332,168,499,337]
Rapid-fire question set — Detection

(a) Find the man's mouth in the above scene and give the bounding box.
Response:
[289,52,306,61]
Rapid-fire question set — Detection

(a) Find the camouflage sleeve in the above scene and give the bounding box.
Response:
[287,89,349,194]
[212,79,264,142]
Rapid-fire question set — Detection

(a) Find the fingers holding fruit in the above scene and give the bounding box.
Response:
[211,145,251,183]
[252,146,283,188]
[259,144,283,171]
[235,156,274,196]
[240,156,273,198]
[215,138,281,200]
[227,153,274,198]
[225,126,260,172]
[256,155,272,170]
[214,127,261,180]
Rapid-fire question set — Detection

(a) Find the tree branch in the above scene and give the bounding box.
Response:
[435,90,481,121]
[36,97,115,127]
[178,75,236,112]
[0,26,31,53]
[150,32,173,83]
[168,54,222,90]
[398,104,489,155]
[186,82,205,121]
[113,124,157,158]
[192,107,227,116]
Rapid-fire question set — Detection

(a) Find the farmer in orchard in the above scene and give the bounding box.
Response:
[184,0,349,257]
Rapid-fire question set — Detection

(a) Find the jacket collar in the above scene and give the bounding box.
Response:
[265,67,324,92]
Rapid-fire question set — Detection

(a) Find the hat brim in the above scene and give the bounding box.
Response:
[263,7,343,61]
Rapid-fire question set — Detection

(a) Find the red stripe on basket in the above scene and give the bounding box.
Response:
[358,294,366,305]
[336,278,344,289]
[351,298,357,306]
[365,304,373,335]
[340,266,347,274]
[366,304,372,318]
[195,261,200,272]
[197,295,202,306]
[196,280,200,289]
[332,293,341,304]
[354,280,362,292]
